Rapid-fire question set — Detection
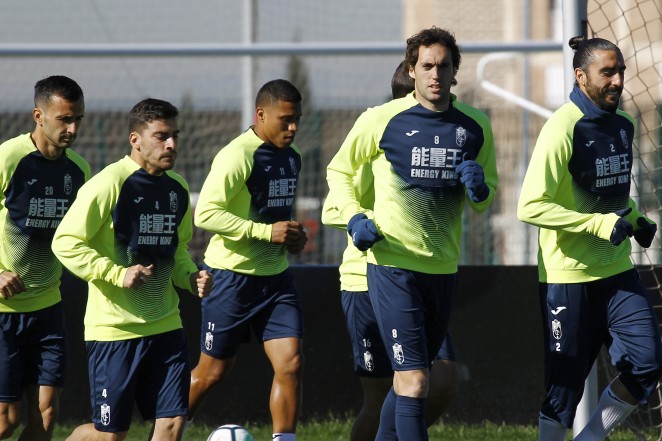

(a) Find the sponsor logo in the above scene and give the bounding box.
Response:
[134,197,144,204]
[265,166,272,172]
[551,306,566,315]
[406,130,419,137]
[27,179,38,185]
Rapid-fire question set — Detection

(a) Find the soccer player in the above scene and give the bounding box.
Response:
[0,75,90,441]
[188,79,307,441]
[52,98,212,441]
[321,60,460,441]
[517,36,662,441]
[325,27,498,440]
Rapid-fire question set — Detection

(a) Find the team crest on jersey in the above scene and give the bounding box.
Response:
[205,332,214,351]
[620,129,628,150]
[100,403,111,426]
[169,191,178,213]
[64,173,73,195]
[289,157,298,175]
[456,127,466,147]
[363,351,374,372]
[552,319,562,340]
[392,343,404,364]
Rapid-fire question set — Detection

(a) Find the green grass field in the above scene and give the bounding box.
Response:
[9,419,649,440]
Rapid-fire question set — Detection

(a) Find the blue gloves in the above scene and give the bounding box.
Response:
[347,213,383,251]
[456,157,489,202]
[634,217,657,248]
[610,207,633,246]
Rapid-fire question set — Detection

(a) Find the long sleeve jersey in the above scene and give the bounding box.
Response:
[321,164,375,292]
[325,93,498,275]
[52,156,198,341]
[195,128,302,276]
[0,133,90,312]
[517,86,645,283]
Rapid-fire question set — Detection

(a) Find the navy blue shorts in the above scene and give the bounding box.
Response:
[86,329,190,432]
[540,269,662,427]
[200,266,303,359]
[367,264,455,371]
[0,302,66,402]
[341,290,456,377]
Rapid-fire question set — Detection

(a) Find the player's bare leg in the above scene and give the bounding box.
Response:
[264,337,303,434]
[150,416,186,441]
[65,424,128,441]
[18,384,60,441]
[393,369,428,398]
[0,401,20,439]
[390,368,429,439]
[188,353,236,418]
[425,360,459,426]
[351,377,391,441]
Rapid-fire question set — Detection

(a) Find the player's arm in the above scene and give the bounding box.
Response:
[0,148,28,294]
[322,164,375,229]
[169,181,206,294]
[466,117,498,212]
[194,147,272,242]
[52,177,128,287]
[326,111,378,225]
[517,120,621,241]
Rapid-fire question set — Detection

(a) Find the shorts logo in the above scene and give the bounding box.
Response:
[552,319,562,340]
[100,403,111,426]
[205,331,214,351]
[363,351,374,372]
[392,343,404,364]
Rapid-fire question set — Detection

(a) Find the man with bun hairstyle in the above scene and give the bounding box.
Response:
[518,36,662,441]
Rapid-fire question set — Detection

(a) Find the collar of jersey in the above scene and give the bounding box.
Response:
[569,85,614,121]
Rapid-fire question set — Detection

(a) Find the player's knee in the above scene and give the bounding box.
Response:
[39,403,59,431]
[428,364,459,404]
[428,379,458,405]
[153,416,185,438]
[192,358,233,386]
[617,352,662,402]
[621,369,662,403]
[394,370,428,397]
[0,409,20,439]
[275,350,304,378]
[0,422,18,440]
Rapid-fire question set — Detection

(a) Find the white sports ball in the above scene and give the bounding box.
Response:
[206,424,255,441]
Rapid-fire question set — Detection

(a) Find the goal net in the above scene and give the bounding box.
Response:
[590,0,662,439]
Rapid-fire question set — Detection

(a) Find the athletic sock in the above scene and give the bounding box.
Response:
[538,413,568,441]
[395,395,428,441]
[572,385,637,441]
[375,387,398,441]
[272,433,295,441]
